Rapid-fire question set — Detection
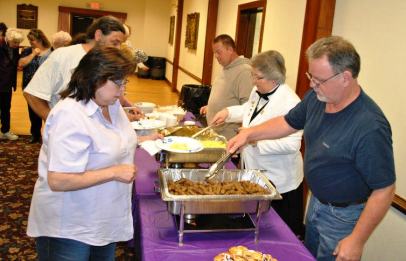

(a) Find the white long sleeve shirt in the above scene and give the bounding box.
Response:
[227,84,303,193]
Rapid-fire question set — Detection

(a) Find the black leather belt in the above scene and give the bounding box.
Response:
[318,198,367,208]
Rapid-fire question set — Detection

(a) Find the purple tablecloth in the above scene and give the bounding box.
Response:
[133,148,315,261]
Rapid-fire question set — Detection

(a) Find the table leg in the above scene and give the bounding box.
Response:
[178,202,185,246]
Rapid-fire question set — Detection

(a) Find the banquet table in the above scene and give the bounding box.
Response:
[133,148,316,261]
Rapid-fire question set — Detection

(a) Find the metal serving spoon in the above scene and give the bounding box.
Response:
[191,122,225,138]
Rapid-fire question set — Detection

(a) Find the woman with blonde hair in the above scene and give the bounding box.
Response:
[19,29,52,143]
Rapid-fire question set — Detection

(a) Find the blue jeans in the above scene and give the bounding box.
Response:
[304,195,365,261]
[36,237,116,261]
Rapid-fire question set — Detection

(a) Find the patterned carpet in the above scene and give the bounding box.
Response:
[0,136,136,260]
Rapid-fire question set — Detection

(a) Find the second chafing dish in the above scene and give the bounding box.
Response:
[159,126,227,165]
[158,168,282,245]
[159,168,281,214]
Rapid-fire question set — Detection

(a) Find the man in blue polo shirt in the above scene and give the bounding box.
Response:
[227,36,396,261]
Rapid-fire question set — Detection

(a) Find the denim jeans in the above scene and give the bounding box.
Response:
[304,195,365,261]
[36,237,116,261]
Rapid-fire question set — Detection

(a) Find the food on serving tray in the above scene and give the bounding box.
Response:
[168,178,270,195]
[200,140,226,148]
[169,142,190,151]
[213,252,233,261]
[213,246,278,261]
[228,246,248,256]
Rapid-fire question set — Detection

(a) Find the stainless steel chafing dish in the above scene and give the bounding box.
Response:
[158,168,282,245]
[159,126,227,166]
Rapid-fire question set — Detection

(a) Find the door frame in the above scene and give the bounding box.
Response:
[235,0,267,57]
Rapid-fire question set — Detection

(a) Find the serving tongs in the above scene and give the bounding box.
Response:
[205,151,233,181]
[191,122,224,139]
[191,125,214,138]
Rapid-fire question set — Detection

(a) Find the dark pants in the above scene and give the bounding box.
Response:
[0,91,12,133]
[271,182,304,237]
[28,104,42,138]
[36,237,116,261]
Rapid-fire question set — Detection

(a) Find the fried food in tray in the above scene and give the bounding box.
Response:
[213,245,278,261]
[168,178,270,196]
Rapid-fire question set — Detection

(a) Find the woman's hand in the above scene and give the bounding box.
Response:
[138,132,164,143]
[48,163,137,191]
[111,164,137,183]
[33,48,41,56]
[210,108,229,126]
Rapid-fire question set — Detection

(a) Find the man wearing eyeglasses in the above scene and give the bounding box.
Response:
[23,16,143,122]
[227,36,396,261]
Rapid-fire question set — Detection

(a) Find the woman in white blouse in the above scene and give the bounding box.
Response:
[26,46,155,260]
[211,50,304,236]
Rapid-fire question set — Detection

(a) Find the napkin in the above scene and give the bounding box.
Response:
[139,140,161,155]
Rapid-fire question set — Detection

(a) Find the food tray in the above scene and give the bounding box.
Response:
[160,126,227,164]
[159,169,282,215]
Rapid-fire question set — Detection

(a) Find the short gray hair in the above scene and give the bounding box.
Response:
[5,28,24,43]
[251,50,286,84]
[306,36,360,78]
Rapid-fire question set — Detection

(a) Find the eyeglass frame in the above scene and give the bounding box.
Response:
[251,72,266,81]
[111,79,129,89]
[305,71,342,88]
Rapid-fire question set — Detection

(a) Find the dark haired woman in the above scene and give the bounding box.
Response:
[26,47,159,260]
[19,29,52,143]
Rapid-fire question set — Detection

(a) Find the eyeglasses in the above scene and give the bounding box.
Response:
[251,73,265,81]
[112,79,129,89]
[305,72,342,88]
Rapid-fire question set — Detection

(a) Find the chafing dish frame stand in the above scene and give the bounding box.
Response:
[175,200,267,246]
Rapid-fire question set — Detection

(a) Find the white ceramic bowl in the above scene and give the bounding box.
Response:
[134,102,156,113]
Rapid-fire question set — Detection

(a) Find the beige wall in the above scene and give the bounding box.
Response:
[333,0,406,260]
[175,0,209,91]
[261,0,306,90]
[0,0,170,57]
[215,0,306,91]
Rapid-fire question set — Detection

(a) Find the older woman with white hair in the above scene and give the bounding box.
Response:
[51,30,72,50]
[0,27,24,140]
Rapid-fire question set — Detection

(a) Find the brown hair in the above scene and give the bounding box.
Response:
[27,29,51,48]
[60,46,135,103]
[86,16,125,40]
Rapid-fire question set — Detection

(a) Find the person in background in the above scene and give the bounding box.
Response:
[18,29,52,143]
[50,30,71,50]
[227,36,396,261]
[0,27,24,141]
[200,34,253,140]
[23,16,142,122]
[70,32,87,45]
[27,46,160,260]
[0,22,7,45]
[122,23,149,73]
[211,50,304,236]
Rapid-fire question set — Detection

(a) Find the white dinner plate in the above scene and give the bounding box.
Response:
[155,136,203,153]
[131,119,166,130]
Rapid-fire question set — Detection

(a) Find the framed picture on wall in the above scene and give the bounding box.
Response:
[185,12,199,49]
[17,4,38,29]
[169,16,175,45]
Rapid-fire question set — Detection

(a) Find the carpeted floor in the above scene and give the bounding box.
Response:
[0,136,136,260]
